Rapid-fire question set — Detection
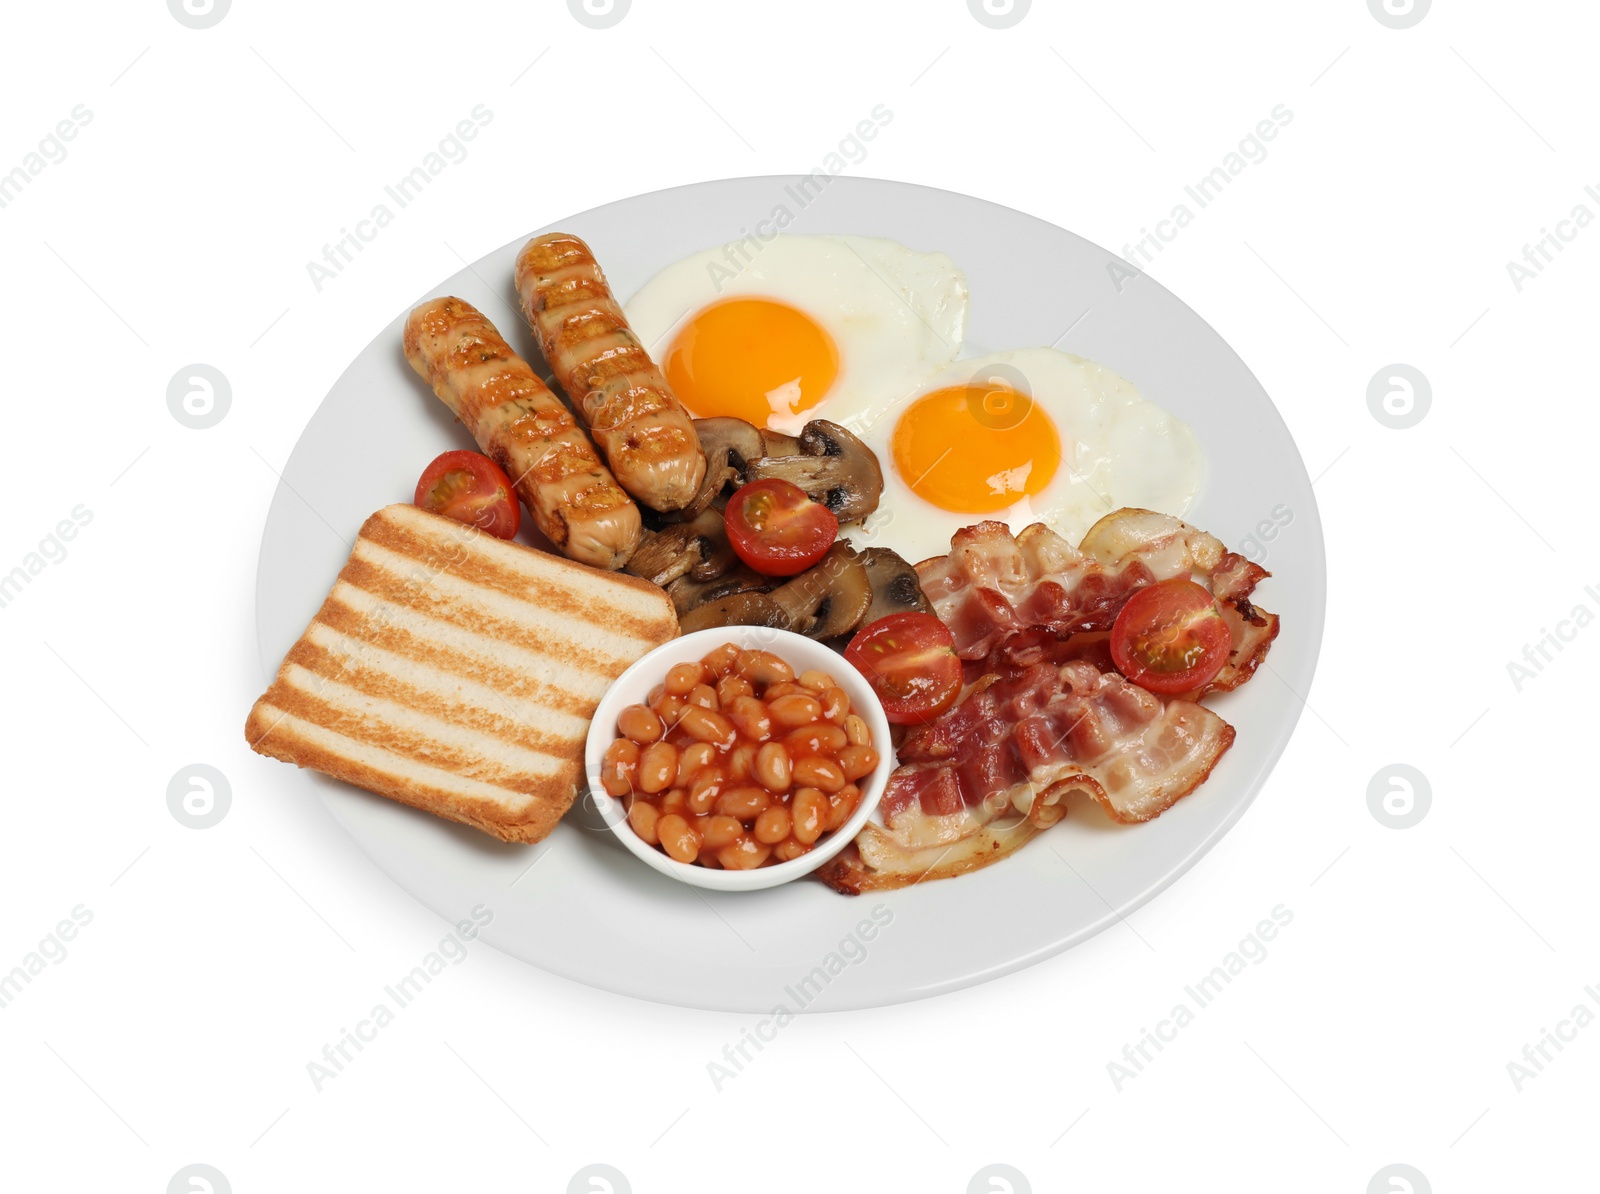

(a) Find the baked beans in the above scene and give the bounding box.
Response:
[798,669,835,691]
[616,704,663,745]
[612,643,881,870]
[754,742,792,792]
[664,661,706,696]
[680,741,717,776]
[792,755,845,793]
[702,641,742,678]
[736,649,794,687]
[600,739,639,797]
[636,741,678,794]
[784,723,847,757]
[769,693,824,728]
[726,696,772,743]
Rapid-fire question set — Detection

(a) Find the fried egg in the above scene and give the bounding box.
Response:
[624,234,968,434]
[845,348,1205,562]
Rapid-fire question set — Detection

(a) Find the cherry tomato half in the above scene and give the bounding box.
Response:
[1109,578,1232,695]
[844,612,963,725]
[724,478,839,577]
[414,450,521,540]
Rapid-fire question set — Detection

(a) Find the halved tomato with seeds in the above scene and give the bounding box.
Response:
[414,450,521,540]
[724,478,839,577]
[1109,578,1231,695]
[844,612,963,725]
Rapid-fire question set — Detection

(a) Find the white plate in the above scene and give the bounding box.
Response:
[253,176,1326,1012]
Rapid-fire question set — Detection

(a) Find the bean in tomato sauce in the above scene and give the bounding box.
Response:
[602,646,879,869]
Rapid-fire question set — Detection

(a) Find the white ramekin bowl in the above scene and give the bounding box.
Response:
[583,626,892,891]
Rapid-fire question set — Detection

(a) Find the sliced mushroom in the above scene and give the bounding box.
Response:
[624,509,731,587]
[624,529,693,588]
[666,564,771,616]
[758,428,802,457]
[687,511,737,581]
[768,542,874,640]
[679,591,788,634]
[745,419,884,524]
[859,547,935,625]
[669,418,765,521]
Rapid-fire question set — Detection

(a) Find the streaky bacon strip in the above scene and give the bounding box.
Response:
[1207,591,1278,695]
[817,508,1273,896]
[820,819,1042,895]
[893,659,1233,828]
[882,764,964,822]
[915,509,1278,697]
[819,658,1235,894]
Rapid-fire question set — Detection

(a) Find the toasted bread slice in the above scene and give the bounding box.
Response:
[246,503,677,842]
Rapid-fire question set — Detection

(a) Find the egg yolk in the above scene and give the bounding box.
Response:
[891,384,1062,514]
[663,298,839,427]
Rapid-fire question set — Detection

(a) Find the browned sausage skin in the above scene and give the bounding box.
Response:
[403,296,642,570]
[515,233,707,513]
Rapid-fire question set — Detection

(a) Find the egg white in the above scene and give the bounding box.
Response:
[623,234,968,434]
[843,348,1206,564]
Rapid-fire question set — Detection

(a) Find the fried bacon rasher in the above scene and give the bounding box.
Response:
[818,509,1278,894]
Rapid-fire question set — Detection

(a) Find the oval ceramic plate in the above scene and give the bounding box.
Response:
[254,176,1326,1012]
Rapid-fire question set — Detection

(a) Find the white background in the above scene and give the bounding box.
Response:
[1,0,1592,1190]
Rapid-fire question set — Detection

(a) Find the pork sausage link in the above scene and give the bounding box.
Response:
[403,296,642,570]
[515,233,707,513]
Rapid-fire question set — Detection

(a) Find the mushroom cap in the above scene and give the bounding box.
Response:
[623,508,732,587]
[666,564,771,616]
[758,427,802,457]
[668,417,766,522]
[687,512,737,581]
[767,541,874,640]
[678,590,788,634]
[859,547,935,626]
[745,419,884,525]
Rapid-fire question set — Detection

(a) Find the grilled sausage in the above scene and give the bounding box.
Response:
[515,233,707,512]
[403,296,642,570]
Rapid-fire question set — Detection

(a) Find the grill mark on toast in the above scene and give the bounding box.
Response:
[308,599,600,713]
[347,540,669,665]
[246,705,573,843]
[271,664,566,792]
[285,635,588,754]
[361,505,677,641]
[323,583,619,701]
[338,554,632,674]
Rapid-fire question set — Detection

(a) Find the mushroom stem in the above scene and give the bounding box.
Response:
[667,417,767,522]
[623,508,731,587]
